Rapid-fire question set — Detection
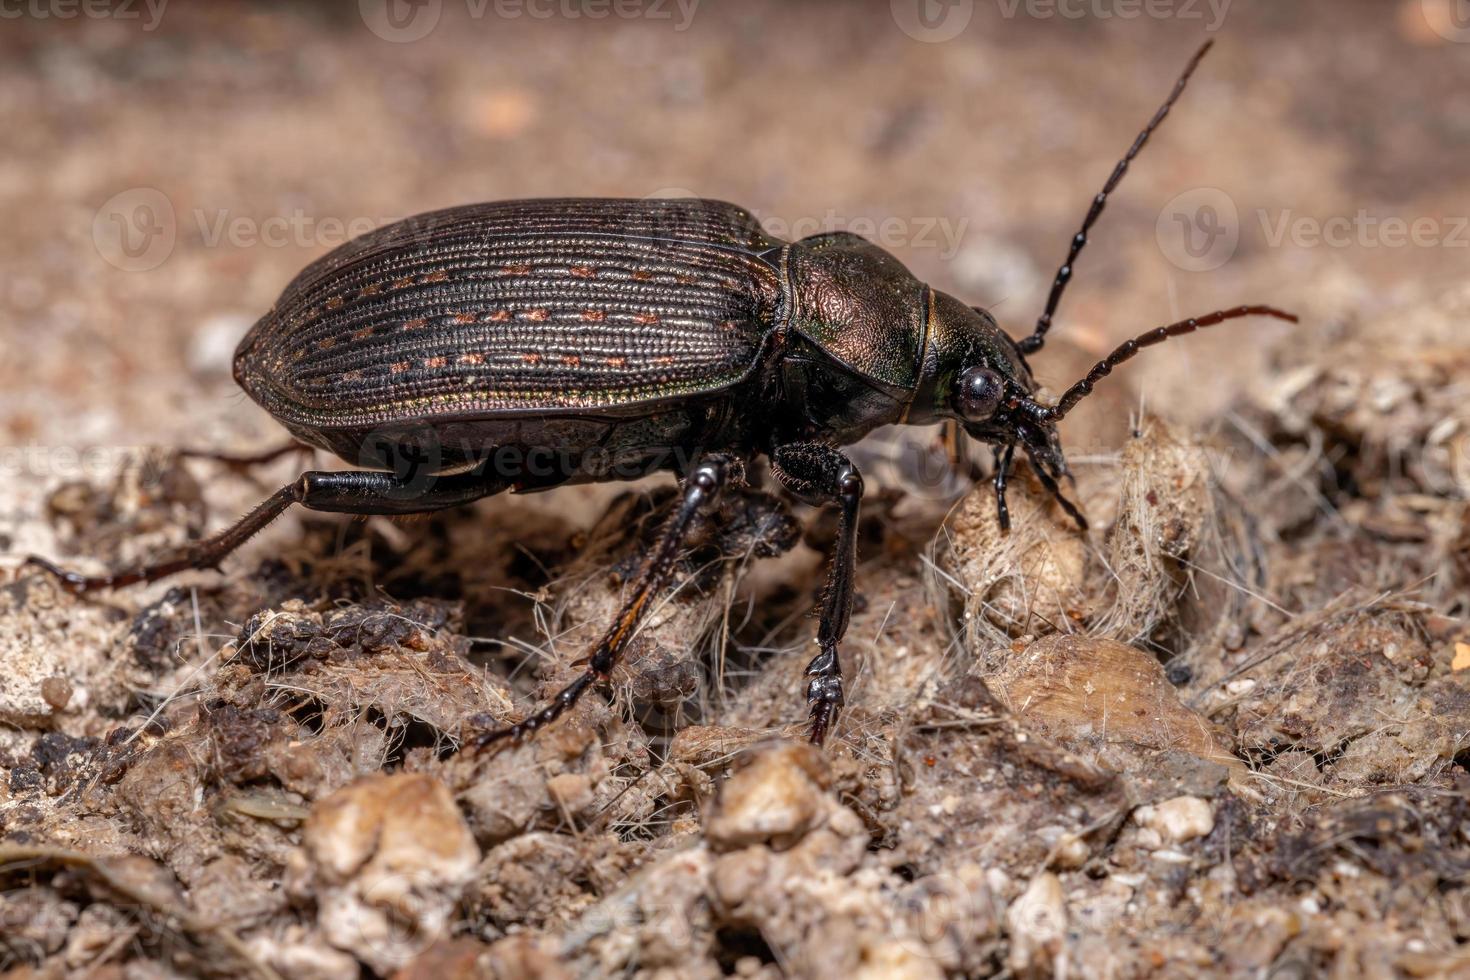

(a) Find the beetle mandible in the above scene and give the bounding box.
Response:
[29,41,1294,747]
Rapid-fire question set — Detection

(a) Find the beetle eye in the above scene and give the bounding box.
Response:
[954,367,1005,422]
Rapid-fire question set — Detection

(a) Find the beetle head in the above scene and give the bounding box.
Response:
[915,289,1081,527]
[917,288,1297,531]
[905,42,1296,532]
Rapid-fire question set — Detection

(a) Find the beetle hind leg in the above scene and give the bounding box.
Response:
[25,468,510,593]
[473,454,739,750]
[770,443,864,746]
[178,440,313,472]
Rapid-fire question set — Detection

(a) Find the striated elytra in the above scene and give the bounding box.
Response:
[30,41,1295,748]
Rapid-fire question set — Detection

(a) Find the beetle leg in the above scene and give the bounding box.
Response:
[25,468,508,593]
[770,443,863,746]
[473,454,739,750]
[178,441,312,471]
[993,443,1015,533]
[1023,449,1089,532]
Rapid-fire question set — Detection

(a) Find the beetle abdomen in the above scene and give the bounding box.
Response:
[235,199,785,435]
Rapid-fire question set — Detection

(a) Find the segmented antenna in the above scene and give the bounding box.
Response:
[1018,40,1215,356]
[1047,305,1298,420]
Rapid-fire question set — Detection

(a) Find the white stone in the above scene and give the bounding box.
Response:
[1136,796,1215,843]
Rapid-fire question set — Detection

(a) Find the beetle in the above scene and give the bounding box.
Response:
[29,40,1293,747]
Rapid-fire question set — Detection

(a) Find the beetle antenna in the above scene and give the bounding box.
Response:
[1018,40,1215,356]
[1047,304,1298,420]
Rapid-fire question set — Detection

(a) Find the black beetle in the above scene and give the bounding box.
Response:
[30,41,1293,746]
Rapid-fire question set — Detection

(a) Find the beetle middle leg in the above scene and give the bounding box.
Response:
[26,468,510,593]
[770,442,863,746]
[473,453,740,749]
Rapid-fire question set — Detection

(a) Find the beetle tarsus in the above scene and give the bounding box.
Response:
[473,672,599,750]
[805,646,845,746]
[23,555,95,594]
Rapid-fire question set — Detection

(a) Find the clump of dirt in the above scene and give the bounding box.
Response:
[3,289,1470,978]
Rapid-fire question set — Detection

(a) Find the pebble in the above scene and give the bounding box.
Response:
[705,742,830,851]
[1136,796,1215,843]
[1006,872,1067,978]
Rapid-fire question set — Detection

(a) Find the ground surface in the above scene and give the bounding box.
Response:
[2,2,1470,977]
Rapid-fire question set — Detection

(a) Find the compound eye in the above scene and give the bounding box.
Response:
[954,367,1005,422]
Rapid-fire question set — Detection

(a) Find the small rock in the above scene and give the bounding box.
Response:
[301,773,480,974]
[1136,796,1215,843]
[248,927,359,980]
[40,675,72,711]
[1050,833,1090,870]
[705,741,831,852]
[990,635,1241,774]
[1006,872,1068,978]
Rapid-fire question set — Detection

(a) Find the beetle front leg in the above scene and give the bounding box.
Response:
[993,443,1015,533]
[25,468,508,593]
[770,443,863,746]
[474,454,739,749]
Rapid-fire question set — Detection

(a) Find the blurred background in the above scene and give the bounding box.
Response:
[0,0,1466,533]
